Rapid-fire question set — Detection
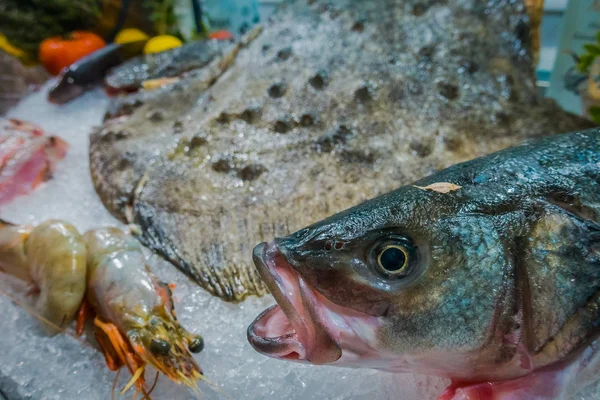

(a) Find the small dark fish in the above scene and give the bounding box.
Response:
[47,40,146,104]
[103,38,236,93]
[248,128,600,400]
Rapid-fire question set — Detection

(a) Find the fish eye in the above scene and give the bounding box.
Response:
[150,339,171,355]
[188,336,204,353]
[369,235,417,279]
[378,245,408,273]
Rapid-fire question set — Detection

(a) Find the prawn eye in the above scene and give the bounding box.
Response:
[150,339,171,355]
[188,336,204,353]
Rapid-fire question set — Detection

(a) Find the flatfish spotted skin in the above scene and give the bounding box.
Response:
[89,0,595,302]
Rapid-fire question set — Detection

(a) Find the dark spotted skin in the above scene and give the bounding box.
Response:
[274,129,600,381]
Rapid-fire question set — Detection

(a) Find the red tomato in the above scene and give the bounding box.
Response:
[39,31,106,76]
[209,30,234,41]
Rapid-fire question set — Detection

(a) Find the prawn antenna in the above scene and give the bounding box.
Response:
[112,368,122,400]
[120,365,145,395]
[194,372,233,400]
[147,371,160,397]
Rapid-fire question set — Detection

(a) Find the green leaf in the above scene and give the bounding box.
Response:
[577,53,596,74]
[584,44,600,56]
[588,105,600,124]
[597,31,600,45]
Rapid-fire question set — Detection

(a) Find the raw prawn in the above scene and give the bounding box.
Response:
[81,227,204,395]
[0,219,87,333]
[0,219,204,398]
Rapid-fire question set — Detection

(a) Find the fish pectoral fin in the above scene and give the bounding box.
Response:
[438,370,565,400]
[441,333,600,400]
[534,288,600,368]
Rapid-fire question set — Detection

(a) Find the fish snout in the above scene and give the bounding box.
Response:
[249,240,342,364]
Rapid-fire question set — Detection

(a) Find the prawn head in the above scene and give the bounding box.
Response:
[127,309,204,392]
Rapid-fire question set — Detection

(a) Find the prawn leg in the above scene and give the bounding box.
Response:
[76,298,93,336]
[94,317,147,391]
[25,283,40,297]
[95,329,123,371]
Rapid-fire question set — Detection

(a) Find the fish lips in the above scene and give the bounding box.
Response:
[248,241,342,364]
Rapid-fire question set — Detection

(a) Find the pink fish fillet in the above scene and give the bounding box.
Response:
[0,136,26,168]
[0,131,68,206]
[7,118,45,136]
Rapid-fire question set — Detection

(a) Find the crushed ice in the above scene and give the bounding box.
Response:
[1,83,595,399]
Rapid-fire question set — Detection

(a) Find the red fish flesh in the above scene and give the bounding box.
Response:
[0,119,68,206]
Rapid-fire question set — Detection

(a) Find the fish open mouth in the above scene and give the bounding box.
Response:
[247,241,342,364]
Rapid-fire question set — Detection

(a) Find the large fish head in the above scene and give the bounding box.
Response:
[248,186,521,380]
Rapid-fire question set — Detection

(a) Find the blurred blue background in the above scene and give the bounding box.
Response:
[537,0,567,89]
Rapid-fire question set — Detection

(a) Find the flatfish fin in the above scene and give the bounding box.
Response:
[131,163,271,302]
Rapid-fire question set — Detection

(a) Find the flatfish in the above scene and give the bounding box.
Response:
[89,0,595,302]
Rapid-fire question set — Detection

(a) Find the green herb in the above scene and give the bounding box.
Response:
[143,0,181,38]
[589,105,600,124]
[0,0,101,57]
[576,32,600,74]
